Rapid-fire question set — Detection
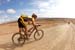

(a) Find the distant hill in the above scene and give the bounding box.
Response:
[0,18,75,25]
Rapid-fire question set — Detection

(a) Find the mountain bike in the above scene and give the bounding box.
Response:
[12,24,44,46]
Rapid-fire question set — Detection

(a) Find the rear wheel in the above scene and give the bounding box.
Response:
[12,32,25,46]
[34,30,44,40]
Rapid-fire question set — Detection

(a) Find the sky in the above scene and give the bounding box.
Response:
[0,0,75,24]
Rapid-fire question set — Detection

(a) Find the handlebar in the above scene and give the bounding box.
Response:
[35,24,41,27]
[33,24,41,29]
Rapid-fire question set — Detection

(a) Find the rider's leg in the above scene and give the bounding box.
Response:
[24,26,29,39]
[19,28,21,33]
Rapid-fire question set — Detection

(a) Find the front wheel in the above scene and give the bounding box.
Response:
[12,32,25,46]
[34,30,44,40]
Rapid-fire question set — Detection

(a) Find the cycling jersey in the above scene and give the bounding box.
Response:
[18,16,34,28]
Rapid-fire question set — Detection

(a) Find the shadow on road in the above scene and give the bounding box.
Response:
[24,39,38,45]
[0,42,17,50]
[0,39,38,50]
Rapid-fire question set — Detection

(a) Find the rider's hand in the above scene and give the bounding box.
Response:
[35,24,41,26]
[34,24,41,28]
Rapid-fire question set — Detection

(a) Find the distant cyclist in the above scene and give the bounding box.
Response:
[17,13,37,39]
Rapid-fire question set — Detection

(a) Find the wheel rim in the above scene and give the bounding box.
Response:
[12,33,25,46]
[34,30,44,40]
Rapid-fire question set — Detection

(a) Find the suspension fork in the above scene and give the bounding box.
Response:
[34,26,40,35]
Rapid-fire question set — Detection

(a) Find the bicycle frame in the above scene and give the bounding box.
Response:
[20,25,40,37]
[28,26,38,36]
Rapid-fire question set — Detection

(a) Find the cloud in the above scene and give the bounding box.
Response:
[6,9,16,14]
[38,2,50,9]
[0,10,5,14]
[0,15,8,19]
[0,9,16,14]
[30,0,56,18]
[51,0,75,18]
[30,0,75,18]
[18,8,39,16]
[0,14,9,24]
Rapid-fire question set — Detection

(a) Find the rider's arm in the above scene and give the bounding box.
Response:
[32,18,35,26]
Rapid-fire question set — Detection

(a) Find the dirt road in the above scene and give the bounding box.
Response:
[0,22,75,50]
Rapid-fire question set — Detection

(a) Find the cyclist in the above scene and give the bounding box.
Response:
[17,13,37,39]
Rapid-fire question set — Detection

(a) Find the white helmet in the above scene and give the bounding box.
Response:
[21,13,27,17]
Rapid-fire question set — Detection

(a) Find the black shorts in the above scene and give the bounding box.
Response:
[18,22,25,28]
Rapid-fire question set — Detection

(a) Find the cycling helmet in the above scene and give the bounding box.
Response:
[32,13,37,19]
[21,14,27,18]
